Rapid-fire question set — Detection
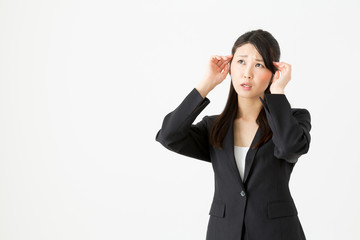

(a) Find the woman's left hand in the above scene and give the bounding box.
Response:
[270,62,292,94]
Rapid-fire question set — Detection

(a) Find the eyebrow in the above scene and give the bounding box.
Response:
[236,55,264,62]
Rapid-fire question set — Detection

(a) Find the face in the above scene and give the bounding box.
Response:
[230,43,273,99]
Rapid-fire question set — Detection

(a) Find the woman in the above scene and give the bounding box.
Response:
[155,29,311,240]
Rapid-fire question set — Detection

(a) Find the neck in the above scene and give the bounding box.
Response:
[236,94,264,121]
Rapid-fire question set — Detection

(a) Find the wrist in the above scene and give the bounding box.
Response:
[270,88,285,94]
[196,81,213,98]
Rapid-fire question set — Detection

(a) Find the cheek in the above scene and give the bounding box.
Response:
[230,64,242,80]
[256,71,272,85]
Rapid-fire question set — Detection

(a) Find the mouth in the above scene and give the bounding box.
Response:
[241,82,252,89]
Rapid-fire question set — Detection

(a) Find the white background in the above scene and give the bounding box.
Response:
[1,0,359,239]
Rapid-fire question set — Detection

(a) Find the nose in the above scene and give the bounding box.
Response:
[243,67,253,79]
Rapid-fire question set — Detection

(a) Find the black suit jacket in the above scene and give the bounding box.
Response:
[155,88,311,240]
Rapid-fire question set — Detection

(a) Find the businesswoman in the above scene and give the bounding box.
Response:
[155,29,311,240]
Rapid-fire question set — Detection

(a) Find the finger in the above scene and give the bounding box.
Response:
[211,55,221,63]
[220,57,232,68]
[274,61,291,68]
[273,61,287,66]
[216,59,225,68]
[224,63,229,75]
[219,56,228,65]
[211,56,222,66]
[273,62,284,66]
[216,57,230,68]
[277,64,290,71]
[273,70,280,80]
[219,61,228,70]
[215,55,223,62]
[273,62,283,70]
[273,62,287,70]
[214,55,232,69]
[221,63,229,78]
[220,58,232,65]
[220,56,231,64]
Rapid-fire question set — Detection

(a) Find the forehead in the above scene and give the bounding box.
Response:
[234,43,262,60]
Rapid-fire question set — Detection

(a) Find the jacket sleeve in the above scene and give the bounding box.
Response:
[259,94,311,163]
[155,88,211,162]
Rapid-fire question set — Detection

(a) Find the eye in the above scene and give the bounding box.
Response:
[256,63,264,68]
[238,60,245,64]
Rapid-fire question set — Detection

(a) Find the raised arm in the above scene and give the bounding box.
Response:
[259,94,311,163]
[155,88,211,162]
[155,54,233,162]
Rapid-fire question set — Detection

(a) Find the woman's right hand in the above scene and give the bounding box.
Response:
[196,54,233,98]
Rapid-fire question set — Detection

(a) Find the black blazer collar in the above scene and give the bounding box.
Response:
[223,118,262,186]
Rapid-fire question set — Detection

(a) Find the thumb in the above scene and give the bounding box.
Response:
[274,70,280,81]
[221,63,229,78]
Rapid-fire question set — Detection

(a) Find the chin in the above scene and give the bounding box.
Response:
[238,92,267,101]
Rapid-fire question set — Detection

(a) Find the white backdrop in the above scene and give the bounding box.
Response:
[1,0,359,239]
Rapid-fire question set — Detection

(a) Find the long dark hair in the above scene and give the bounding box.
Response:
[209,29,281,150]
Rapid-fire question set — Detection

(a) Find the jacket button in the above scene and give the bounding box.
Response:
[240,191,246,197]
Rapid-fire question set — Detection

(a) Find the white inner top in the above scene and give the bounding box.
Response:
[234,146,250,181]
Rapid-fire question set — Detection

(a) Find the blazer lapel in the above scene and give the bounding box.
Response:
[224,118,262,186]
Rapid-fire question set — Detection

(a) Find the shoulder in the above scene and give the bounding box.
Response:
[199,114,219,128]
[203,114,219,122]
[201,115,219,126]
